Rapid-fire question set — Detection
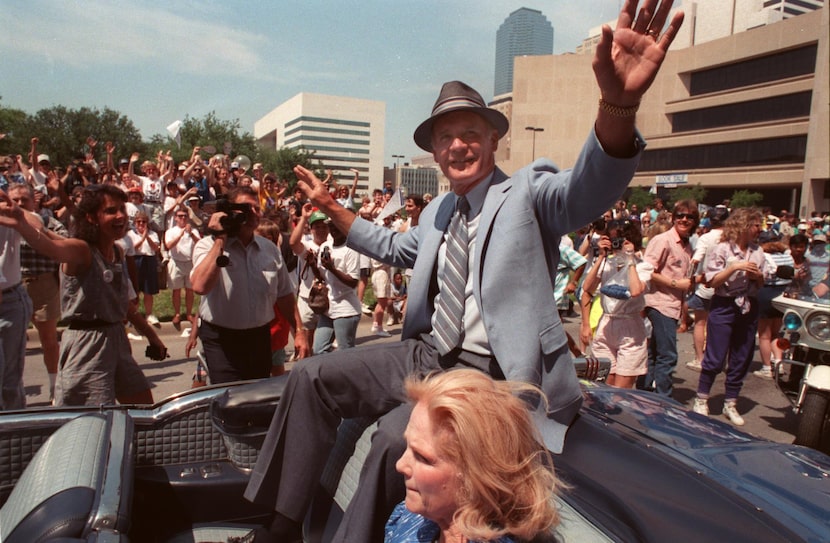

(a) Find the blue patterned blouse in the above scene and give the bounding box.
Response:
[384,502,516,543]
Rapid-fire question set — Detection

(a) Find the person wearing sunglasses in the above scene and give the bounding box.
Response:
[640,200,699,398]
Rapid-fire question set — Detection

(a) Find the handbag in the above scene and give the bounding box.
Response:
[307,279,330,315]
[302,253,330,315]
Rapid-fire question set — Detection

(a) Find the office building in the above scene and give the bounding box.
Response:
[494,8,553,96]
[503,6,827,217]
[254,93,385,192]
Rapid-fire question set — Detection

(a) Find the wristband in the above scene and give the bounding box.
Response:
[599,98,640,118]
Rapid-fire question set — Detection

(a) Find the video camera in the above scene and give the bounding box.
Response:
[210,198,252,238]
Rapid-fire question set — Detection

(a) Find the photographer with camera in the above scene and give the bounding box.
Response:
[189,186,308,383]
[313,220,361,354]
[580,219,652,389]
[289,203,332,345]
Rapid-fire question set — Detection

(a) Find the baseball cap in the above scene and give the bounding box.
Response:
[37,154,51,164]
[230,161,240,169]
[308,210,328,225]
[813,233,827,243]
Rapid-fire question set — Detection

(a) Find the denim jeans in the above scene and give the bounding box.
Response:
[313,314,360,355]
[643,306,678,397]
[0,285,33,410]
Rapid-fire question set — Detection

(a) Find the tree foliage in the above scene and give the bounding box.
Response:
[28,106,145,166]
[147,111,258,166]
[729,189,764,209]
[257,146,324,186]
[626,186,654,211]
[669,183,708,206]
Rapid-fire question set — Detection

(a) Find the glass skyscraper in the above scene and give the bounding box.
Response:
[494,8,553,96]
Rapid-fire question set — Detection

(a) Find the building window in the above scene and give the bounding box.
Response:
[688,45,817,96]
[639,135,807,171]
[672,91,812,132]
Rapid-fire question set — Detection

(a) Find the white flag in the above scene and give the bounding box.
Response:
[166,120,183,149]
[376,188,405,223]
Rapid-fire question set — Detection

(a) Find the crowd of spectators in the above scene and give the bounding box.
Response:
[0,135,828,414]
[0,137,430,406]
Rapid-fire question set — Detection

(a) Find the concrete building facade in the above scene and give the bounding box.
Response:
[254,93,385,193]
[502,6,828,217]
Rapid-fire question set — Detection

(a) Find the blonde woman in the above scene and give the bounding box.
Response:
[388,369,560,542]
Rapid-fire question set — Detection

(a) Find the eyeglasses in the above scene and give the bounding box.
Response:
[134,220,147,224]
[175,214,188,219]
[674,213,696,221]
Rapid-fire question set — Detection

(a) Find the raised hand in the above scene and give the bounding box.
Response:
[294,165,332,208]
[593,0,684,107]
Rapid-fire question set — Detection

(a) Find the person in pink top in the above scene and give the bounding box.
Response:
[640,199,699,397]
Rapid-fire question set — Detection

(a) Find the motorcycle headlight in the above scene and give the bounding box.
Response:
[806,313,830,342]
[783,312,802,331]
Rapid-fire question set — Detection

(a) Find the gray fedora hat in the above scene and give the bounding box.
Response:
[413,81,509,152]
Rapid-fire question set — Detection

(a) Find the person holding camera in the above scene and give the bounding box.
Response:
[580,219,652,389]
[289,203,332,344]
[313,220,361,354]
[189,186,308,383]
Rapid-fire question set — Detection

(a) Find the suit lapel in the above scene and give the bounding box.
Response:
[475,168,512,287]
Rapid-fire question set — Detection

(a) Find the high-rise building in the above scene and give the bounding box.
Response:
[254,93,385,192]
[494,8,553,96]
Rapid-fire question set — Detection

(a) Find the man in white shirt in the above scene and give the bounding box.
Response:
[190,187,308,383]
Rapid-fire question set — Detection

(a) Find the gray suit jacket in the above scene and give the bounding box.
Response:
[348,130,641,452]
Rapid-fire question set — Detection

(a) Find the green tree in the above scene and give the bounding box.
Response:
[147,111,258,165]
[729,189,763,208]
[669,183,707,205]
[626,186,654,211]
[257,146,324,187]
[24,106,146,167]
[0,99,30,157]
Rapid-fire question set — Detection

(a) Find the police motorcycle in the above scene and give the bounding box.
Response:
[772,283,830,454]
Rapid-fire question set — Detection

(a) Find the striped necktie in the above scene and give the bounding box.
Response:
[433,196,470,355]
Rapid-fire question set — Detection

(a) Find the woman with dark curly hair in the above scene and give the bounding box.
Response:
[45,185,165,405]
[387,369,561,542]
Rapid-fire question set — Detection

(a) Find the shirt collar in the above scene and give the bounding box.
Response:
[458,171,494,219]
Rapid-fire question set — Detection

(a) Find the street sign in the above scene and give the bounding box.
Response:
[656,173,688,185]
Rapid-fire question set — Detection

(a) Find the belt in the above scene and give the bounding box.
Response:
[1,283,21,294]
[68,319,117,330]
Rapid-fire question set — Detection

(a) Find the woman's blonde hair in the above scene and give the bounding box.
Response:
[404,369,560,540]
[721,207,762,245]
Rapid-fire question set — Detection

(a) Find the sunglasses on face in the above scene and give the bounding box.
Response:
[674,213,696,221]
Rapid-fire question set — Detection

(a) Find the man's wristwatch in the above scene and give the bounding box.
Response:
[671,279,677,288]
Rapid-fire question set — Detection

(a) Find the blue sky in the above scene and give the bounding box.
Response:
[1,0,624,164]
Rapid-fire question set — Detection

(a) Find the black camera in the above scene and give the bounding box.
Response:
[212,198,251,238]
[611,237,624,250]
[321,246,331,263]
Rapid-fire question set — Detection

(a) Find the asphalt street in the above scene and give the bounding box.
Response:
[21,313,799,445]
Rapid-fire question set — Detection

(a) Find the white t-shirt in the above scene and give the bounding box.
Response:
[164,225,201,262]
[126,229,159,257]
[319,242,360,318]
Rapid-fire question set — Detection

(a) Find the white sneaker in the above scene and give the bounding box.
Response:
[371,323,379,333]
[146,314,160,327]
[127,332,144,341]
[723,401,745,426]
[685,359,702,372]
[362,304,373,315]
[386,317,395,327]
[180,327,192,338]
[375,329,391,338]
[753,366,774,380]
[692,397,709,416]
